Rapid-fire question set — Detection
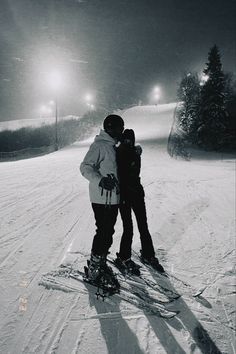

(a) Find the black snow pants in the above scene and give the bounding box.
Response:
[118,186,155,260]
[91,203,119,256]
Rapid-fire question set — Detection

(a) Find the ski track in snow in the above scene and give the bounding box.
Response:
[0,104,235,354]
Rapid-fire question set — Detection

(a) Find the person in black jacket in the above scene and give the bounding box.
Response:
[115,129,164,275]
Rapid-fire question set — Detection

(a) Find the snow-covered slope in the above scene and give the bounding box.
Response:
[121,103,176,141]
[0,104,235,354]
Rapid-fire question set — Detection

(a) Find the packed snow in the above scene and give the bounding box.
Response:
[0,104,235,354]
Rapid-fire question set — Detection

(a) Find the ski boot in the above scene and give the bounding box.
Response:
[84,253,120,296]
[140,251,165,273]
[114,253,141,276]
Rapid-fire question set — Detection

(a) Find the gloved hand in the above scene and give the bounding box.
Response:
[99,176,116,191]
[135,144,142,156]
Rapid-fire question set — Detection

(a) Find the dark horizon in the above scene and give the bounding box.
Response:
[0,0,235,121]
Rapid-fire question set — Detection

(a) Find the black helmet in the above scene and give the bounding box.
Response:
[103,114,124,130]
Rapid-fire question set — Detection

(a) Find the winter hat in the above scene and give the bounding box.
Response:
[122,129,135,144]
[103,114,124,130]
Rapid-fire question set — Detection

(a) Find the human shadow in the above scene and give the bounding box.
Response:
[75,256,221,352]
[145,266,223,354]
[85,282,144,354]
[122,279,187,354]
[175,297,222,353]
[147,315,186,354]
[85,273,190,354]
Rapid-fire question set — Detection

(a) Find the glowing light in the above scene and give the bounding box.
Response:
[47,71,63,91]
[85,93,93,102]
[154,86,160,93]
[40,105,53,116]
[154,92,160,101]
[152,85,161,105]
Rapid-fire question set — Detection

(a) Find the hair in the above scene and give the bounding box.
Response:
[122,129,135,144]
[103,114,124,130]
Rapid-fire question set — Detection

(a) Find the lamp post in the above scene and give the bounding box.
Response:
[54,98,58,150]
[47,71,63,151]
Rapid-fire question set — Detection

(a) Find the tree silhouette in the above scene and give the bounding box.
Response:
[177,72,200,140]
[197,45,228,149]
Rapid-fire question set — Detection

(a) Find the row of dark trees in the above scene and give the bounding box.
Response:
[0,111,105,154]
[177,45,236,151]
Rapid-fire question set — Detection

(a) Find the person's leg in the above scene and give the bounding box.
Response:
[131,195,155,258]
[118,201,133,260]
[91,203,118,256]
[131,193,165,272]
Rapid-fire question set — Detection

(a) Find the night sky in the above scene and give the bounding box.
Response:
[0,0,235,121]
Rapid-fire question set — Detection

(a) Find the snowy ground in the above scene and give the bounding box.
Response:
[0,104,235,354]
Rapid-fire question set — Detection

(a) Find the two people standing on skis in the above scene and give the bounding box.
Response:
[80,114,164,285]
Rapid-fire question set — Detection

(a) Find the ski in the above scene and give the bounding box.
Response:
[107,257,179,302]
[66,264,170,306]
[132,250,203,298]
[39,265,178,319]
[164,272,207,298]
[63,250,179,300]
[111,271,171,304]
[69,267,178,318]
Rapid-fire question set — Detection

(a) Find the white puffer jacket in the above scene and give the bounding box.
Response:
[80,130,120,205]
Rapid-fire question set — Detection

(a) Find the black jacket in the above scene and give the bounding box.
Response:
[116,144,144,201]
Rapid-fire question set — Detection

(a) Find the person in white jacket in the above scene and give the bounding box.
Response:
[80,114,124,287]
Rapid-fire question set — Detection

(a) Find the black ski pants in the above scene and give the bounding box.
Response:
[91,203,119,256]
[118,190,155,260]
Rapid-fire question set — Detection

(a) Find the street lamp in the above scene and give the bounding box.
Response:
[47,71,63,151]
[85,93,94,111]
[40,105,52,118]
[85,93,92,102]
[153,86,161,106]
[48,71,63,91]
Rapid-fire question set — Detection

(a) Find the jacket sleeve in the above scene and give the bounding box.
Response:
[80,143,102,185]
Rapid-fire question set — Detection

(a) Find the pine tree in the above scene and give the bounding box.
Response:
[198,45,227,149]
[177,72,200,140]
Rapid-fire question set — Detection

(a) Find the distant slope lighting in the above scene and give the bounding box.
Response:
[47,71,63,91]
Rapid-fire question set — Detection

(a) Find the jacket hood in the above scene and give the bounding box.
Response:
[94,129,116,145]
